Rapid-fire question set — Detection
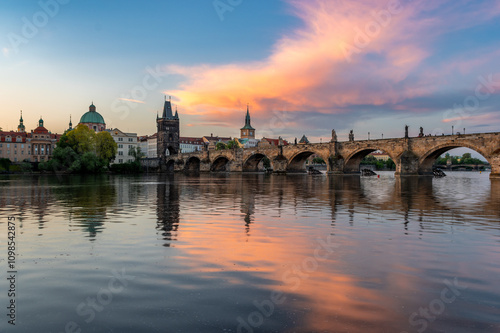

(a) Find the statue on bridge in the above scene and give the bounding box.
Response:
[349,130,354,142]
[331,129,337,142]
[405,125,409,138]
[419,127,424,138]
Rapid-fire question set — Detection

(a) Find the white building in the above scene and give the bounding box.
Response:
[148,134,157,158]
[106,128,138,164]
[138,136,149,158]
[180,137,204,153]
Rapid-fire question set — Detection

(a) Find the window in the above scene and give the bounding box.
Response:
[128,138,133,142]
[14,144,17,148]
[118,144,123,148]
[21,144,24,148]
[7,143,10,148]
[6,136,11,142]
[16,136,22,142]
[118,138,123,141]
[118,159,123,163]
[21,151,24,155]
[118,151,123,156]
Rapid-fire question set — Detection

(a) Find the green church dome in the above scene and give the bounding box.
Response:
[79,104,105,124]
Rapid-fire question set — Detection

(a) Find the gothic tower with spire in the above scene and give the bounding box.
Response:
[240,104,255,139]
[157,96,180,161]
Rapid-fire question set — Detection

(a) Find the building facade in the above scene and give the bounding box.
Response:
[0,114,60,163]
[202,134,232,150]
[180,137,204,153]
[107,128,138,164]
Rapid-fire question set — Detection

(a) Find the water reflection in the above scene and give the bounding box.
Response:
[0,172,499,332]
[156,175,180,246]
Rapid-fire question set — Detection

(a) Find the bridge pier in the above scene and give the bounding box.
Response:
[490,156,500,179]
[327,155,345,174]
[395,151,420,176]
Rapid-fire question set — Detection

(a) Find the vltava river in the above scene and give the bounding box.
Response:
[0,172,499,333]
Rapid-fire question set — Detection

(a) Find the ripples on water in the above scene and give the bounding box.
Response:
[0,172,499,332]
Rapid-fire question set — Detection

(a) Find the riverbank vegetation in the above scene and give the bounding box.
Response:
[39,124,117,174]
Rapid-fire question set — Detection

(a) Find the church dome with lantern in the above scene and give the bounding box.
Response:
[79,102,106,132]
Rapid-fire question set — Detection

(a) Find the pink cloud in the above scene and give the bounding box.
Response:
[165,0,500,129]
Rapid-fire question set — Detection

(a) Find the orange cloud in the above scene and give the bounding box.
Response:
[165,0,500,128]
[119,98,146,104]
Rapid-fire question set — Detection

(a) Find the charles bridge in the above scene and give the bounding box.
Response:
[151,132,500,178]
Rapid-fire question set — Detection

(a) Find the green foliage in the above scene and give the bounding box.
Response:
[226,139,239,149]
[41,126,117,174]
[312,157,326,164]
[0,158,11,171]
[262,157,271,169]
[435,152,487,166]
[66,124,96,154]
[128,146,144,162]
[19,161,33,172]
[360,155,394,170]
[386,158,395,170]
[96,131,118,165]
[110,161,142,173]
[215,142,227,150]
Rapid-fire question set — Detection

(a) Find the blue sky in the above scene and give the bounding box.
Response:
[1,0,500,159]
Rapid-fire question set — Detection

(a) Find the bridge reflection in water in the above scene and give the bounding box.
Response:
[1,173,499,332]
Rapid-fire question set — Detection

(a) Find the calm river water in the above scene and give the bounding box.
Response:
[0,172,499,333]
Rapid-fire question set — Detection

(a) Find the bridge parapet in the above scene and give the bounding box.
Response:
[162,132,500,178]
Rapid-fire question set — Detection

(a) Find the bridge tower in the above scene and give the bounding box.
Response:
[157,97,180,165]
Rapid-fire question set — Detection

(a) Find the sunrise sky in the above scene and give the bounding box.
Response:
[1,0,500,143]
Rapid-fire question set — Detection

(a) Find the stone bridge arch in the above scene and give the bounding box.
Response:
[242,153,269,172]
[418,142,491,175]
[344,147,398,174]
[211,156,231,172]
[185,156,201,172]
[286,149,330,172]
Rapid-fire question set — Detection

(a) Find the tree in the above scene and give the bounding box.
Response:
[262,157,271,169]
[66,124,96,154]
[128,146,144,162]
[312,157,326,164]
[216,142,226,150]
[386,158,395,170]
[96,131,117,165]
[226,139,239,149]
[0,158,11,171]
